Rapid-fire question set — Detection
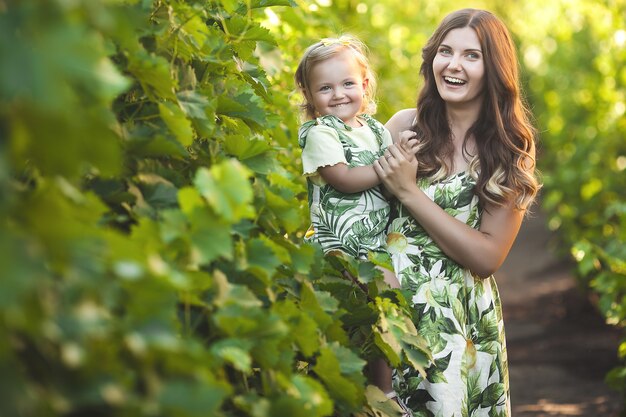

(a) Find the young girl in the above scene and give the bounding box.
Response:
[294,35,411,414]
[376,9,541,417]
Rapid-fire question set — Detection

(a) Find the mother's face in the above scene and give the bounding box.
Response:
[432,26,485,110]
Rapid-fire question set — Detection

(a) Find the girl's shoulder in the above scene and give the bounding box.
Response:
[298,116,348,148]
[359,113,385,128]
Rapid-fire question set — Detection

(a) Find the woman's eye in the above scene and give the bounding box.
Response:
[438,48,452,55]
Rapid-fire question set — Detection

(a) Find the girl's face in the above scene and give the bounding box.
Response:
[307,50,368,127]
[432,27,485,110]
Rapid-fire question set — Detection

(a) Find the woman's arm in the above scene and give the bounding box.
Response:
[374,142,524,278]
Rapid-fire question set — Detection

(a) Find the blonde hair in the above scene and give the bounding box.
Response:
[294,35,377,120]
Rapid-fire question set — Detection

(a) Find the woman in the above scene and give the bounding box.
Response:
[374,9,541,417]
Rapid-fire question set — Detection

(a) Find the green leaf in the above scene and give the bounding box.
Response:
[242,0,295,9]
[177,90,211,119]
[367,251,394,273]
[217,93,268,130]
[330,343,366,375]
[126,130,188,159]
[210,338,254,373]
[289,375,333,417]
[179,88,217,137]
[364,385,407,417]
[264,187,304,233]
[194,160,255,223]
[313,345,363,408]
[127,50,176,100]
[223,16,277,45]
[160,378,231,417]
[288,242,318,274]
[300,281,334,330]
[177,187,205,216]
[273,300,320,357]
[246,237,281,280]
[159,101,194,147]
[189,208,233,264]
[223,134,271,160]
[160,209,188,244]
[220,0,239,14]
[373,298,431,375]
[138,179,179,210]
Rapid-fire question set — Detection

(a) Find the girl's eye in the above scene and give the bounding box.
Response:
[344,81,355,87]
[319,86,331,92]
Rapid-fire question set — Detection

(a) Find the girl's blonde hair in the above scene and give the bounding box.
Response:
[294,35,377,120]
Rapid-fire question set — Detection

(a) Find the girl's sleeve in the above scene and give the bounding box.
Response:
[301,125,347,176]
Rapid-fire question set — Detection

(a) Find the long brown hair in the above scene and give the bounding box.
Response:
[415,8,540,209]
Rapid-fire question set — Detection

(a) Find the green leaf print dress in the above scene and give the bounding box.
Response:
[388,172,510,417]
[299,114,392,258]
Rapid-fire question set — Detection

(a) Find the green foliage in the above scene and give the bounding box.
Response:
[0,1,429,416]
[502,0,626,398]
[3,0,625,413]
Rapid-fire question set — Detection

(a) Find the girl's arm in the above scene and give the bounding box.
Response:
[318,164,380,194]
[317,133,419,194]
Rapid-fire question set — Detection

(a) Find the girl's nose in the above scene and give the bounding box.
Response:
[333,88,346,98]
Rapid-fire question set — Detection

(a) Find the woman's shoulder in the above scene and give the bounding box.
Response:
[385,108,417,139]
[390,108,417,120]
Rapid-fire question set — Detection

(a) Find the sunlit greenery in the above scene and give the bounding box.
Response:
[1,0,624,415]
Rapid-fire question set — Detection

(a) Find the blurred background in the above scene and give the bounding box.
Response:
[1,0,624,416]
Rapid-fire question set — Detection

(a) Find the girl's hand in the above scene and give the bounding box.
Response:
[397,130,419,162]
[374,142,418,199]
[398,129,418,149]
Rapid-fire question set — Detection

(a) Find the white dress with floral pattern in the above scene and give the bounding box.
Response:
[299,114,392,259]
[389,171,510,417]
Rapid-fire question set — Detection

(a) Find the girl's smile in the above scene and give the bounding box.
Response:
[308,50,368,127]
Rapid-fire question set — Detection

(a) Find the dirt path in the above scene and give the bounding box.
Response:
[495,209,624,416]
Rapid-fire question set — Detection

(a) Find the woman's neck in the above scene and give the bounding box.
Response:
[446,104,479,143]
[446,104,479,134]
[445,105,479,174]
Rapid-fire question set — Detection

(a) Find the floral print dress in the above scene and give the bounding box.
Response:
[388,171,511,417]
[299,114,392,258]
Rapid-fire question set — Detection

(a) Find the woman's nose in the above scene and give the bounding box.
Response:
[448,55,462,70]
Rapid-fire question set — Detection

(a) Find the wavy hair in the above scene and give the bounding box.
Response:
[414,9,541,210]
[294,35,377,120]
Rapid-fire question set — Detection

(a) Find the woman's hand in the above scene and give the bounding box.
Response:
[374,141,419,199]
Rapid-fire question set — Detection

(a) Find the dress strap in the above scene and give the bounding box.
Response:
[360,113,385,148]
[298,115,352,149]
